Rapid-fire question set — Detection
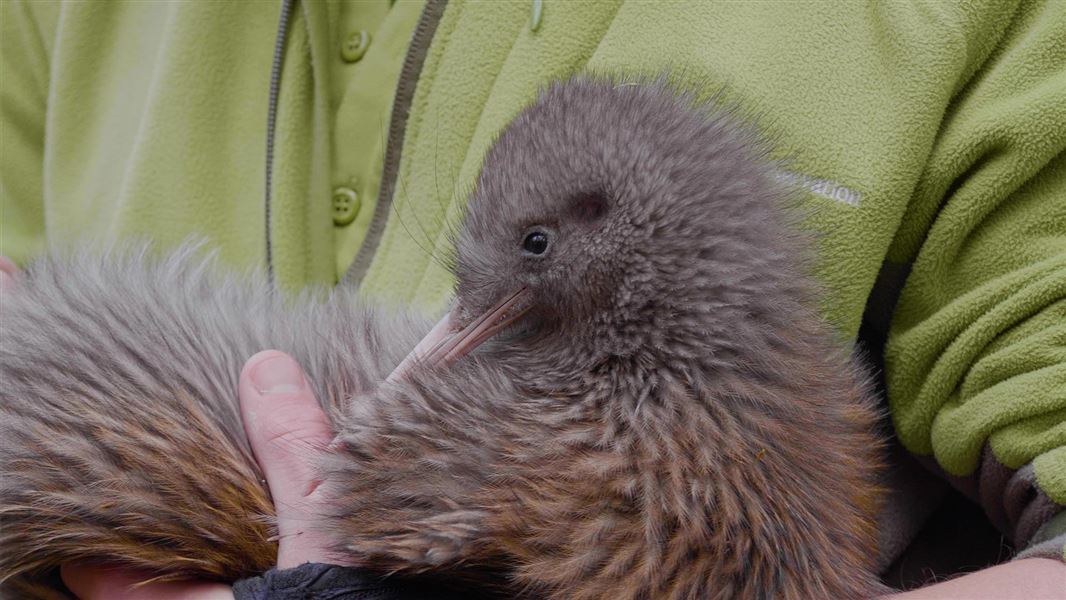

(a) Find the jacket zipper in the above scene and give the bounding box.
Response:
[262,0,448,288]
[340,0,448,288]
[264,0,295,288]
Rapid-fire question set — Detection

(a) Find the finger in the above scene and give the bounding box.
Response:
[240,350,333,499]
[60,564,233,600]
[0,255,19,294]
[239,350,336,568]
[0,255,18,277]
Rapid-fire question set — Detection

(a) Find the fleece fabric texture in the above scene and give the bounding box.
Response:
[1,0,1064,562]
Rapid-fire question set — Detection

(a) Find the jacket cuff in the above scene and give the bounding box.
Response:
[232,563,466,600]
[1015,511,1066,562]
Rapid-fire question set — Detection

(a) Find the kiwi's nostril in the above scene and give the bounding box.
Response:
[523,231,549,255]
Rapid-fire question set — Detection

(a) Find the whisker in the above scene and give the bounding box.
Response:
[375,117,456,275]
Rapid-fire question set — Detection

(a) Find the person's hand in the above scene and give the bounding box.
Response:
[881,557,1066,599]
[0,255,20,293]
[62,350,336,599]
[235,350,337,569]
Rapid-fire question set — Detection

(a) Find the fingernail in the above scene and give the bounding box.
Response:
[0,256,18,278]
[249,353,307,395]
[0,257,17,296]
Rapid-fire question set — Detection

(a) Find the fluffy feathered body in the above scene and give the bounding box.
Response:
[1,79,885,599]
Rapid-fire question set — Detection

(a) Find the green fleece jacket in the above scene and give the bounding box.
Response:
[2,0,1064,565]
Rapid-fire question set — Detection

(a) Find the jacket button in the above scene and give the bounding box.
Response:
[341,31,371,63]
[332,187,361,226]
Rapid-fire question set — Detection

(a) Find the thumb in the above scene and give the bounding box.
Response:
[0,255,20,295]
[239,350,335,568]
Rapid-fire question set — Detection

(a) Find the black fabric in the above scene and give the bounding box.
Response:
[232,563,469,600]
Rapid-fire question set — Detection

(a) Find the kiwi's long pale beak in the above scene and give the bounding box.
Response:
[387,287,532,383]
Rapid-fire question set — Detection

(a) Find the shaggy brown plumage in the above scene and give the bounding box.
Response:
[0,78,886,599]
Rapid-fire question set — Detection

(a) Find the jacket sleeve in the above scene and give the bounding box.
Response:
[232,563,473,600]
[884,0,1066,560]
[0,1,56,264]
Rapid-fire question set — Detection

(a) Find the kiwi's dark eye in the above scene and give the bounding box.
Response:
[522,231,549,255]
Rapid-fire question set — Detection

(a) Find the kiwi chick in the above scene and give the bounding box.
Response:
[0,78,886,599]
